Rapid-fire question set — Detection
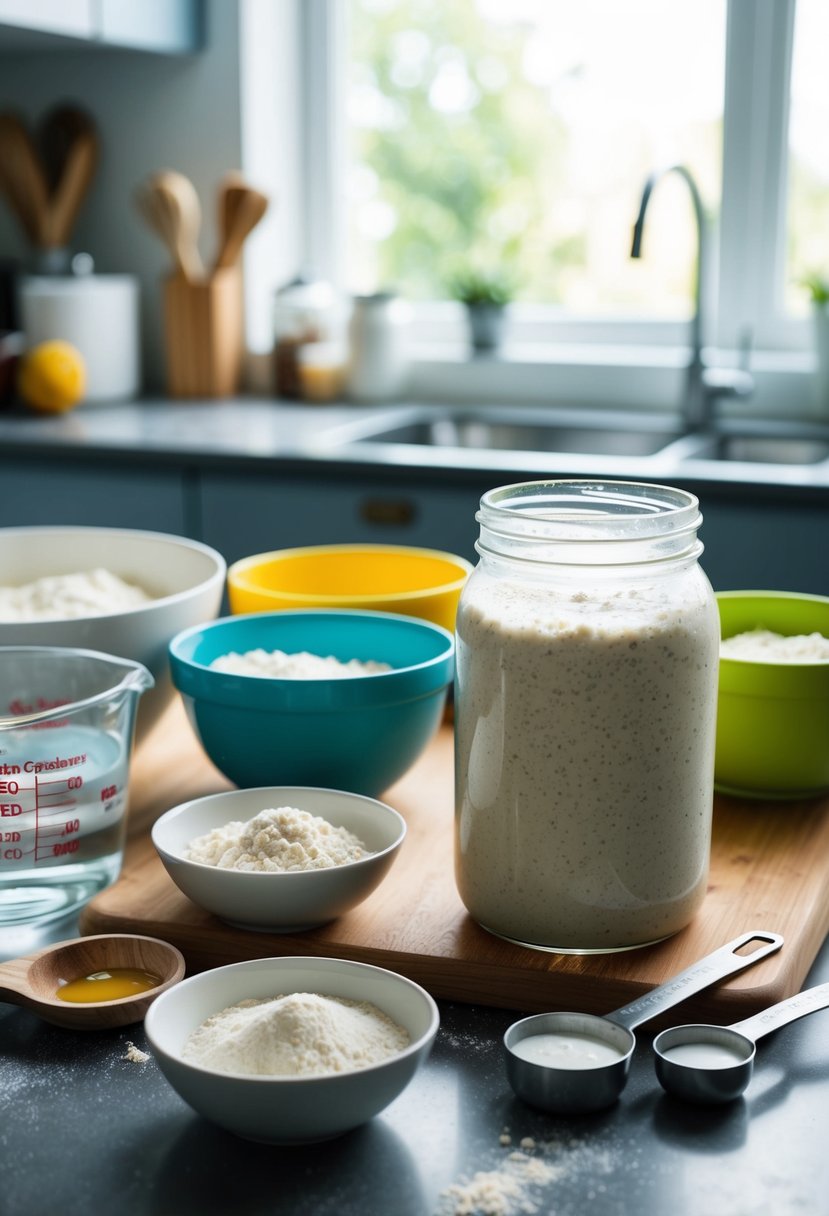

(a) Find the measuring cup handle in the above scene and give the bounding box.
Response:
[605,930,784,1033]
[729,980,829,1044]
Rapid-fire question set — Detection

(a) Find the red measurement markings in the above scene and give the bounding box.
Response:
[33,774,83,861]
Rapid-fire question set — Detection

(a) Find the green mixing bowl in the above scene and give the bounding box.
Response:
[715,591,829,800]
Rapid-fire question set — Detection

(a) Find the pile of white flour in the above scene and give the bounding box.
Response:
[209,647,391,678]
[181,992,409,1076]
[186,805,369,871]
[721,628,829,662]
[0,568,153,620]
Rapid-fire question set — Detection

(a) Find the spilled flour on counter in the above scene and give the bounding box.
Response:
[182,992,409,1076]
[185,805,369,871]
[437,1131,617,1216]
[439,1151,563,1216]
[122,1041,150,1064]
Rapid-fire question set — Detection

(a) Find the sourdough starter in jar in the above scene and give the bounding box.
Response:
[454,480,720,953]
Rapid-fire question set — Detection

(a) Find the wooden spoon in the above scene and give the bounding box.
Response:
[148,169,205,283]
[0,111,51,245]
[213,183,268,271]
[0,934,185,1030]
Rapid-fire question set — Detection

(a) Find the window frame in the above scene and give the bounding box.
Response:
[267,0,813,412]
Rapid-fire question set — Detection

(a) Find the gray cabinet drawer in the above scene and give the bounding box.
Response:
[0,459,188,534]
[697,497,829,596]
[197,470,481,565]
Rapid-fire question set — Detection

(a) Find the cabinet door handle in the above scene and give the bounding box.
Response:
[359,498,417,526]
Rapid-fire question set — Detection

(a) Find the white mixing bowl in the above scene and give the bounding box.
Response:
[145,956,440,1143]
[0,526,226,738]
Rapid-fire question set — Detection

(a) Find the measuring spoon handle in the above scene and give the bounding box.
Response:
[606,930,784,1033]
[729,980,829,1045]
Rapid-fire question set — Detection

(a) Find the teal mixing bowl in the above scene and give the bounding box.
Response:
[169,609,455,797]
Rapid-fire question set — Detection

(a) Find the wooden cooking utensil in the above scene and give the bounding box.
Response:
[0,111,51,245]
[37,104,100,248]
[148,169,205,283]
[213,182,268,271]
[0,933,185,1030]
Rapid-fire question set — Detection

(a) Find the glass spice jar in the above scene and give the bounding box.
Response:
[454,479,720,954]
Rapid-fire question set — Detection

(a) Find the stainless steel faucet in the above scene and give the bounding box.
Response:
[631,164,753,431]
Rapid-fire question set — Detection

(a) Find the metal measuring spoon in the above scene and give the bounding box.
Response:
[653,979,829,1104]
[0,934,185,1029]
[504,930,783,1114]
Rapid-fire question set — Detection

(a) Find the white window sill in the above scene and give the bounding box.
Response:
[247,344,820,421]
[407,343,818,421]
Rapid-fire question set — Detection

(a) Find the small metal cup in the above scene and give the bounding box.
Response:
[653,978,829,1104]
[505,1011,635,1114]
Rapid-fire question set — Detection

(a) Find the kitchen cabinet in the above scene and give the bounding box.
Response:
[682,493,829,596]
[196,469,483,565]
[0,0,202,52]
[97,0,202,53]
[0,1,93,40]
[0,458,190,534]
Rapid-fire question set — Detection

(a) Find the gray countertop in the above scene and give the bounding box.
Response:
[1,397,829,499]
[3,912,829,1216]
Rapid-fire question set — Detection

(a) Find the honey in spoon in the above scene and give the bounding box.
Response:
[57,968,162,1004]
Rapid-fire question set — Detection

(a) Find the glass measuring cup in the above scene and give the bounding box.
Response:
[0,646,153,925]
[653,980,829,1104]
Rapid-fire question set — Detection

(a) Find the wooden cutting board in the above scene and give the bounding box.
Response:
[80,702,829,1023]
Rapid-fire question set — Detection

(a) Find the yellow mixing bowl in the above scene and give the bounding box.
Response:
[715,590,829,800]
[227,544,473,633]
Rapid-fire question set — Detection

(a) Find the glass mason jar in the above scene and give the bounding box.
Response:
[454,479,720,954]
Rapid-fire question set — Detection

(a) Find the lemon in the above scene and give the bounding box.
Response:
[18,340,86,414]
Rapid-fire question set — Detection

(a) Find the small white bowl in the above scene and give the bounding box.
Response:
[151,786,406,931]
[144,956,440,1143]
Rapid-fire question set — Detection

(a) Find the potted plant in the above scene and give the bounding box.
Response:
[447,266,515,354]
[803,274,829,417]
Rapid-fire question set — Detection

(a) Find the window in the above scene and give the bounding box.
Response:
[248,0,818,411]
[346,0,726,321]
[785,0,829,315]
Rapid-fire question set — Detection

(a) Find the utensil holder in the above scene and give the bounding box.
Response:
[163,269,243,398]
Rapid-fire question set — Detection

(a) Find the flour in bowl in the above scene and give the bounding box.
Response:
[185,805,370,871]
[181,992,410,1076]
[721,629,829,662]
[0,568,153,621]
[209,648,391,678]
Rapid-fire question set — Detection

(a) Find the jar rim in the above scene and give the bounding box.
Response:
[481,479,698,519]
[476,479,704,565]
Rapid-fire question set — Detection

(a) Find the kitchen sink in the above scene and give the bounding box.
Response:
[330,405,829,469]
[684,433,829,465]
[348,413,683,458]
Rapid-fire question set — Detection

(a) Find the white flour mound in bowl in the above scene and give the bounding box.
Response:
[0,568,153,621]
[720,628,829,663]
[209,647,391,678]
[181,991,410,1076]
[185,805,370,871]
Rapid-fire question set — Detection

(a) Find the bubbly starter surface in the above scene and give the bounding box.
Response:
[454,571,720,951]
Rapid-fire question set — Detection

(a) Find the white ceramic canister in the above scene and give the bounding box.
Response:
[346,292,410,403]
[20,274,140,401]
[454,479,720,954]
